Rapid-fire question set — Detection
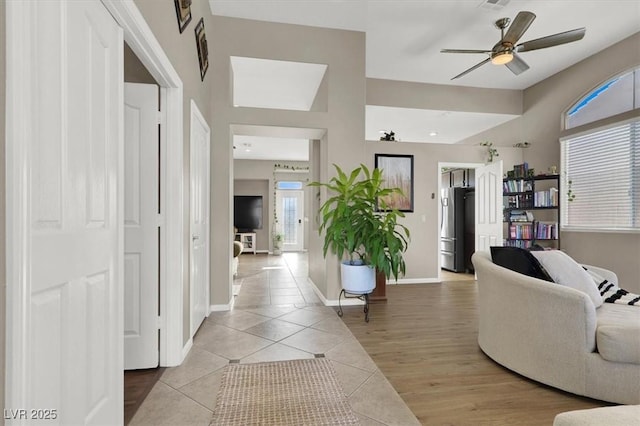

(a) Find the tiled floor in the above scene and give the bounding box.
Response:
[130,252,419,425]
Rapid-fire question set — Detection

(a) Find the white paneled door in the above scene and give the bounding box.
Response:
[6,0,123,424]
[124,83,160,369]
[190,101,211,336]
[475,160,503,252]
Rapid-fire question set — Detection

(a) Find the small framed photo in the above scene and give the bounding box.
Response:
[173,0,192,34]
[194,18,209,81]
[374,154,414,212]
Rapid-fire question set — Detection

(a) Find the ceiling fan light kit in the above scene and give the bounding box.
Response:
[441,11,585,79]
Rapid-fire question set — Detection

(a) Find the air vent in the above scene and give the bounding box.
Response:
[478,0,510,10]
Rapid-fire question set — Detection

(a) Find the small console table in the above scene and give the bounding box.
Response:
[235,233,256,254]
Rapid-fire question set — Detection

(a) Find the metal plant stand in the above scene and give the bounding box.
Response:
[336,289,371,322]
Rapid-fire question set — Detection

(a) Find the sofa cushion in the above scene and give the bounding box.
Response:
[490,246,553,282]
[597,325,640,364]
[531,250,603,308]
[596,303,640,364]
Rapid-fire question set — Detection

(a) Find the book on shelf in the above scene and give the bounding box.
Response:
[535,221,558,240]
[534,187,558,207]
[509,223,534,239]
[503,179,533,193]
[504,240,533,249]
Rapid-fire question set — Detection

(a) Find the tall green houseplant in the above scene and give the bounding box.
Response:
[309,164,410,281]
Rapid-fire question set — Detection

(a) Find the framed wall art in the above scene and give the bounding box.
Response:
[173,0,192,33]
[374,154,414,212]
[194,18,209,81]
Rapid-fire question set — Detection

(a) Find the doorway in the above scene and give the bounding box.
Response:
[276,187,305,252]
[437,161,503,280]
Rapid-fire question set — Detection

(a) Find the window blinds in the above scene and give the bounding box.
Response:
[560,119,639,231]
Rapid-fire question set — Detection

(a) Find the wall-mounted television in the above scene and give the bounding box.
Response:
[234,195,263,232]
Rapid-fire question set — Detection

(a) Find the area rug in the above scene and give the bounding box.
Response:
[210,358,360,425]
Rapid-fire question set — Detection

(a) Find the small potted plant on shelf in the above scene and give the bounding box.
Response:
[309,164,410,294]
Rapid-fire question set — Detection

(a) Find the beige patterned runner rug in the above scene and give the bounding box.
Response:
[210,358,360,425]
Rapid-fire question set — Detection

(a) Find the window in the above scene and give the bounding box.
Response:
[560,119,639,231]
[276,181,303,190]
[565,69,640,129]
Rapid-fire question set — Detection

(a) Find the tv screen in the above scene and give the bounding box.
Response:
[234,196,263,232]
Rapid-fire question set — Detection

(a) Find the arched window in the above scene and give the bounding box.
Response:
[560,67,640,231]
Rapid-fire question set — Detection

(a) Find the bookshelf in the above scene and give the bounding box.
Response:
[503,174,560,249]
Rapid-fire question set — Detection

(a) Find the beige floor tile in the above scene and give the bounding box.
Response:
[206,310,269,331]
[279,327,345,354]
[269,287,302,296]
[193,323,272,360]
[178,369,225,412]
[270,295,306,305]
[278,308,330,327]
[233,296,271,307]
[349,371,421,426]
[243,318,305,341]
[325,338,379,372]
[353,413,387,425]
[312,316,355,337]
[129,381,212,426]
[243,305,298,318]
[268,280,299,289]
[330,360,374,397]
[160,346,228,389]
[241,343,315,363]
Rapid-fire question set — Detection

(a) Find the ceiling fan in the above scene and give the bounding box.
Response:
[441,11,586,80]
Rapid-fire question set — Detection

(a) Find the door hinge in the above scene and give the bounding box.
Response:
[157,316,163,330]
[157,111,164,125]
[157,214,165,226]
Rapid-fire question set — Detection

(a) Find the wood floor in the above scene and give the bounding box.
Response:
[341,280,609,426]
[124,367,165,425]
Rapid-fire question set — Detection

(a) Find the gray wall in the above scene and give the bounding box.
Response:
[209,16,366,303]
[1,0,5,421]
[133,0,214,342]
[363,141,523,280]
[459,32,640,292]
[124,42,157,84]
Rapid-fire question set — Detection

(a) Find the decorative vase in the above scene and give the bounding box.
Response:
[340,260,376,294]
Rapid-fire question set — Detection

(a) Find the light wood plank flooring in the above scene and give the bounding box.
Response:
[340,280,610,425]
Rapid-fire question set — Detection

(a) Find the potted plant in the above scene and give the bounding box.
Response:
[272,231,284,255]
[309,164,410,294]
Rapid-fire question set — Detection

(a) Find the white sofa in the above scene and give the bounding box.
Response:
[472,251,640,405]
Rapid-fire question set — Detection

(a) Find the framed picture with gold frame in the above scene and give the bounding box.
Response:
[173,0,192,33]
[194,18,209,81]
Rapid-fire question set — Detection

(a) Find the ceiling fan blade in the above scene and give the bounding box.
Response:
[441,49,491,54]
[517,28,586,52]
[505,52,530,75]
[503,11,536,45]
[451,58,491,80]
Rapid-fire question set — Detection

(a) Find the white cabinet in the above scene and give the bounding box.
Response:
[236,233,257,254]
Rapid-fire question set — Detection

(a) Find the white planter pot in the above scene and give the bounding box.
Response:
[340,261,376,294]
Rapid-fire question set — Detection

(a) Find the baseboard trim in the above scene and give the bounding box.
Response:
[388,278,441,285]
[307,277,365,306]
[180,338,193,362]
[210,296,234,312]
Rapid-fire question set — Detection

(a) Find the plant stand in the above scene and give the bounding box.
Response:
[336,289,372,322]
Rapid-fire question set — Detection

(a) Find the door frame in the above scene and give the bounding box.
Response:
[6,1,187,388]
[437,162,484,280]
[103,0,185,366]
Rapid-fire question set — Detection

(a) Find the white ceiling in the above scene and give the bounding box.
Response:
[366,106,519,144]
[233,135,310,161]
[216,0,640,159]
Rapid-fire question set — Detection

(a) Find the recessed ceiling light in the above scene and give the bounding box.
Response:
[429,131,438,137]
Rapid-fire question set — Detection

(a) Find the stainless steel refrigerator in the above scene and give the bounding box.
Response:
[441,187,466,272]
